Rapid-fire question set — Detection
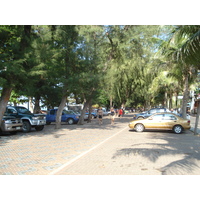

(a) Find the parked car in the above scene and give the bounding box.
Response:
[133,108,169,120]
[129,112,191,134]
[5,106,46,133]
[46,109,79,125]
[85,111,97,118]
[0,116,23,135]
[68,110,88,120]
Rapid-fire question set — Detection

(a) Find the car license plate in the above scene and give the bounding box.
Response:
[16,127,21,130]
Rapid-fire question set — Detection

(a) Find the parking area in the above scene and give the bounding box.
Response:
[1,114,200,175]
[0,115,128,175]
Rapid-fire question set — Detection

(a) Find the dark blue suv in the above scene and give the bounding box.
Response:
[46,109,79,125]
[133,108,169,120]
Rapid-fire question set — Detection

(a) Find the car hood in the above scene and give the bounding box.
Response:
[34,114,46,117]
[136,112,147,116]
[3,116,17,120]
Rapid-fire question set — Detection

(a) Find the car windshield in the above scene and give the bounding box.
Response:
[17,107,32,114]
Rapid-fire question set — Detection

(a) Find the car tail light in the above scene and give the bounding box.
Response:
[187,120,190,124]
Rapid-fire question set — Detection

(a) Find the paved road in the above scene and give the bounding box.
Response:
[1,114,200,175]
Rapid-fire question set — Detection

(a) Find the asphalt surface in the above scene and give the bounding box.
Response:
[0,113,200,175]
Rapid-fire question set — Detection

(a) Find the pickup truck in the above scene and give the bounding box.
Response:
[5,106,46,133]
[46,109,79,125]
[0,116,23,135]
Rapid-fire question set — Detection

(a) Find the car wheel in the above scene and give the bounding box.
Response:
[22,121,31,133]
[46,122,51,125]
[173,125,183,134]
[35,125,44,131]
[135,124,144,132]
[67,118,74,125]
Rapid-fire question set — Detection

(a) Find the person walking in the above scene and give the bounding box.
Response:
[97,107,103,125]
[110,107,116,125]
[118,108,123,118]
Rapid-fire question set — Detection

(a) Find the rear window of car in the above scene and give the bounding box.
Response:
[50,110,56,115]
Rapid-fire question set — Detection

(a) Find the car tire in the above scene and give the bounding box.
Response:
[35,125,44,131]
[135,124,144,132]
[67,118,74,125]
[22,121,31,133]
[46,122,51,125]
[173,125,183,134]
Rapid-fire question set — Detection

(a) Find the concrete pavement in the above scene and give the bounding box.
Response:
[0,113,200,175]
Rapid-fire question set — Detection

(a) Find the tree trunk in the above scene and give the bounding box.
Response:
[55,94,67,129]
[29,97,34,113]
[181,73,189,119]
[0,87,12,123]
[33,96,41,114]
[169,94,172,110]
[194,100,200,135]
[87,100,93,123]
[78,98,91,125]
[110,96,113,108]
[164,91,168,107]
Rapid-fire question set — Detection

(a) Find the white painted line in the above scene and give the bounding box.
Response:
[49,125,128,175]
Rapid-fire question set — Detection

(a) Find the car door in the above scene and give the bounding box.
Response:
[48,110,56,122]
[146,114,164,129]
[162,113,178,130]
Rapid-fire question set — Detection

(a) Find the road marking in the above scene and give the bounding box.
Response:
[49,125,128,175]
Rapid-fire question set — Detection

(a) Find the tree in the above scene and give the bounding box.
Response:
[0,25,32,122]
[48,25,79,128]
[103,25,161,108]
[76,25,105,124]
[159,25,199,119]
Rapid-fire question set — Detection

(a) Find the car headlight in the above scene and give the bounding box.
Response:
[4,119,12,124]
[32,117,39,120]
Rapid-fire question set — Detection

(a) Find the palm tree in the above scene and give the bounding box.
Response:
[170,25,200,66]
[159,26,199,119]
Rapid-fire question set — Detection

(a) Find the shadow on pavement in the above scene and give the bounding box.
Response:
[112,129,200,175]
